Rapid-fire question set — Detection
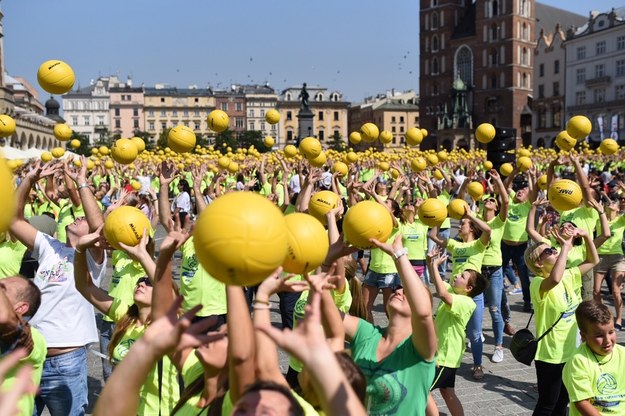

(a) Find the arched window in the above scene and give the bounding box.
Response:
[522,23,528,40]
[492,0,499,16]
[432,35,439,51]
[455,46,473,85]
[490,48,498,66]
[286,92,292,100]
[432,12,439,29]
[491,74,497,88]
[491,23,498,40]
[522,73,528,88]
[522,48,528,65]
[432,58,439,74]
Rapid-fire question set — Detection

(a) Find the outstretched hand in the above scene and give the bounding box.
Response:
[369,234,403,257]
[258,267,309,297]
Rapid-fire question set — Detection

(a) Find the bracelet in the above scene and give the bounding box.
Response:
[598,211,606,215]
[152,198,158,202]
[393,247,409,260]
[77,184,90,191]
[253,304,271,310]
[253,299,270,306]
[75,247,83,254]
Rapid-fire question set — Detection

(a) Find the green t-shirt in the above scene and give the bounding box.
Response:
[447,238,487,278]
[350,320,435,416]
[597,216,625,255]
[502,196,531,242]
[359,168,375,182]
[543,236,586,270]
[438,191,452,230]
[400,220,429,261]
[0,326,46,416]
[0,239,27,278]
[563,343,625,416]
[289,287,352,372]
[173,353,209,415]
[482,216,505,266]
[559,206,599,236]
[179,238,227,316]
[105,250,146,322]
[369,228,400,274]
[530,267,582,364]
[434,283,476,368]
[107,299,180,416]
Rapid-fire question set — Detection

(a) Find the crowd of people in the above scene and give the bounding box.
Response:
[1,145,624,416]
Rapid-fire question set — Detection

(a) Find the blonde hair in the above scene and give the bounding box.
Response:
[344,259,368,320]
[524,242,550,277]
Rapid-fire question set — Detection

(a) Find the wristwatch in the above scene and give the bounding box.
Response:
[393,248,409,260]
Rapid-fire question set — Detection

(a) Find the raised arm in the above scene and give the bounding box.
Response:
[540,230,572,295]
[426,249,453,305]
[227,285,257,403]
[428,225,449,248]
[467,209,492,246]
[191,166,207,214]
[490,170,509,220]
[158,162,176,231]
[371,235,437,361]
[576,228,600,276]
[10,162,61,251]
[571,156,593,204]
[588,199,611,249]
[74,226,114,315]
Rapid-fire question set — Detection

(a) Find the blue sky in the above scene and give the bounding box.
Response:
[2,1,620,103]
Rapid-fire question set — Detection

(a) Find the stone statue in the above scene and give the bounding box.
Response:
[299,83,310,111]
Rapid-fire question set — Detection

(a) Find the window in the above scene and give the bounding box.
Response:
[552,106,562,128]
[271,124,276,131]
[392,126,396,133]
[554,60,560,74]
[250,122,255,130]
[616,85,625,100]
[432,58,439,74]
[399,126,404,133]
[455,46,473,85]
[115,120,121,128]
[318,111,324,121]
[194,98,199,103]
[333,111,339,121]
[432,35,439,51]
[148,110,154,117]
[260,122,266,131]
[575,91,586,105]
[286,111,292,121]
[432,12,438,29]
[490,48,498,66]
[133,120,139,128]
[260,109,265,117]
[595,88,606,103]
[160,110,166,117]
[391,116,396,123]
[72,116,78,125]
[491,23,498,41]
[596,64,605,78]
[235,117,244,129]
[160,98,165,103]
[519,0,528,16]
[576,68,586,84]
[287,130,293,141]
[415,116,419,123]
[538,84,544,98]
[161,122,167,130]
[319,130,325,141]
[194,110,200,116]
[553,82,560,96]
[522,23,528,40]
[522,48,528,65]
[221,103,228,111]
[98,116,104,126]
[400,116,405,123]
[538,108,546,128]
[492,0,499,16]
[491,74,497,88]
[617,60,625,77]
[149,122,155,130]
[114,108,120,116]
[194,120,201,129]
[183,110,189,117]
[172,110,178,117]
[577,46,586,60]
[236,103,242,111]
[619,36,625,50]
[539,63,544,77]
[84,116,90,126]
[133,108,139,117]
[596,41,606,55]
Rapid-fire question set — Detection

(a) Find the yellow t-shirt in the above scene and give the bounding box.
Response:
[502,196,530,242]
[369,228,400,274]
[400,220,429,261]
[563,343,625,416]
[530,267,581,364]
[0,239,27,278]
[482,215,505,266]
[105,250,146,322]
[597,216,625,255]
[0,326,46,416]
[438,191,452,229]
[107,299,180,416]
[434,283,476,368]
[173,353,209,415]
[447,238,487,278]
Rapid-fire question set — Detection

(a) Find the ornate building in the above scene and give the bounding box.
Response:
[419,0,536,149]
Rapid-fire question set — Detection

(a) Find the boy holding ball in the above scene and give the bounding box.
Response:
[563,301,625,415]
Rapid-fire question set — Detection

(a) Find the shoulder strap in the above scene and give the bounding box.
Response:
[524,312,533,329]
[158,359,163,416]
[535,312,566,342]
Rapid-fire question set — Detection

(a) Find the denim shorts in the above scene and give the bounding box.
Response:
[364,271,400,289]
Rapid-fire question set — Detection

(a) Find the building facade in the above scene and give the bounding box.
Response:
[242,84,278,141]
[63,76,126,144]
[419,0,536,149]
[564,7,625,146]
[348,90,419,148]
[143,85,215,139]
[214,87,246,134]
[532,4,586,147]
[109,84,145,138]
[278,85,349,147]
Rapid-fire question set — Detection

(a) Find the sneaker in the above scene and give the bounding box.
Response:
[508,287,523,295]
[472,366,485,380]
[491,347,504,363]
[504,322,517,336]
[615,322,623,331]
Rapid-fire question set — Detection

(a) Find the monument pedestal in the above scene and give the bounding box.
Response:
[296,108,315,146]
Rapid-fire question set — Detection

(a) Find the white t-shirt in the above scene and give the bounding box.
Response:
[30,232,107,348]
[289,174,301,194]
[173,191,191,213]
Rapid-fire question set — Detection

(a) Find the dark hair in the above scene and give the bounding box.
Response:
[178,179,191,194]
[388,199,401,218]
[335,351,367,404]
[466,270,489,298]
[241,380,304,416]
[576,301,613,333]
[14,276,41,318]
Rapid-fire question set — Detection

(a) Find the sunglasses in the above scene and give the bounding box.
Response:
[540,247,558,258]
[135,277,152,287]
